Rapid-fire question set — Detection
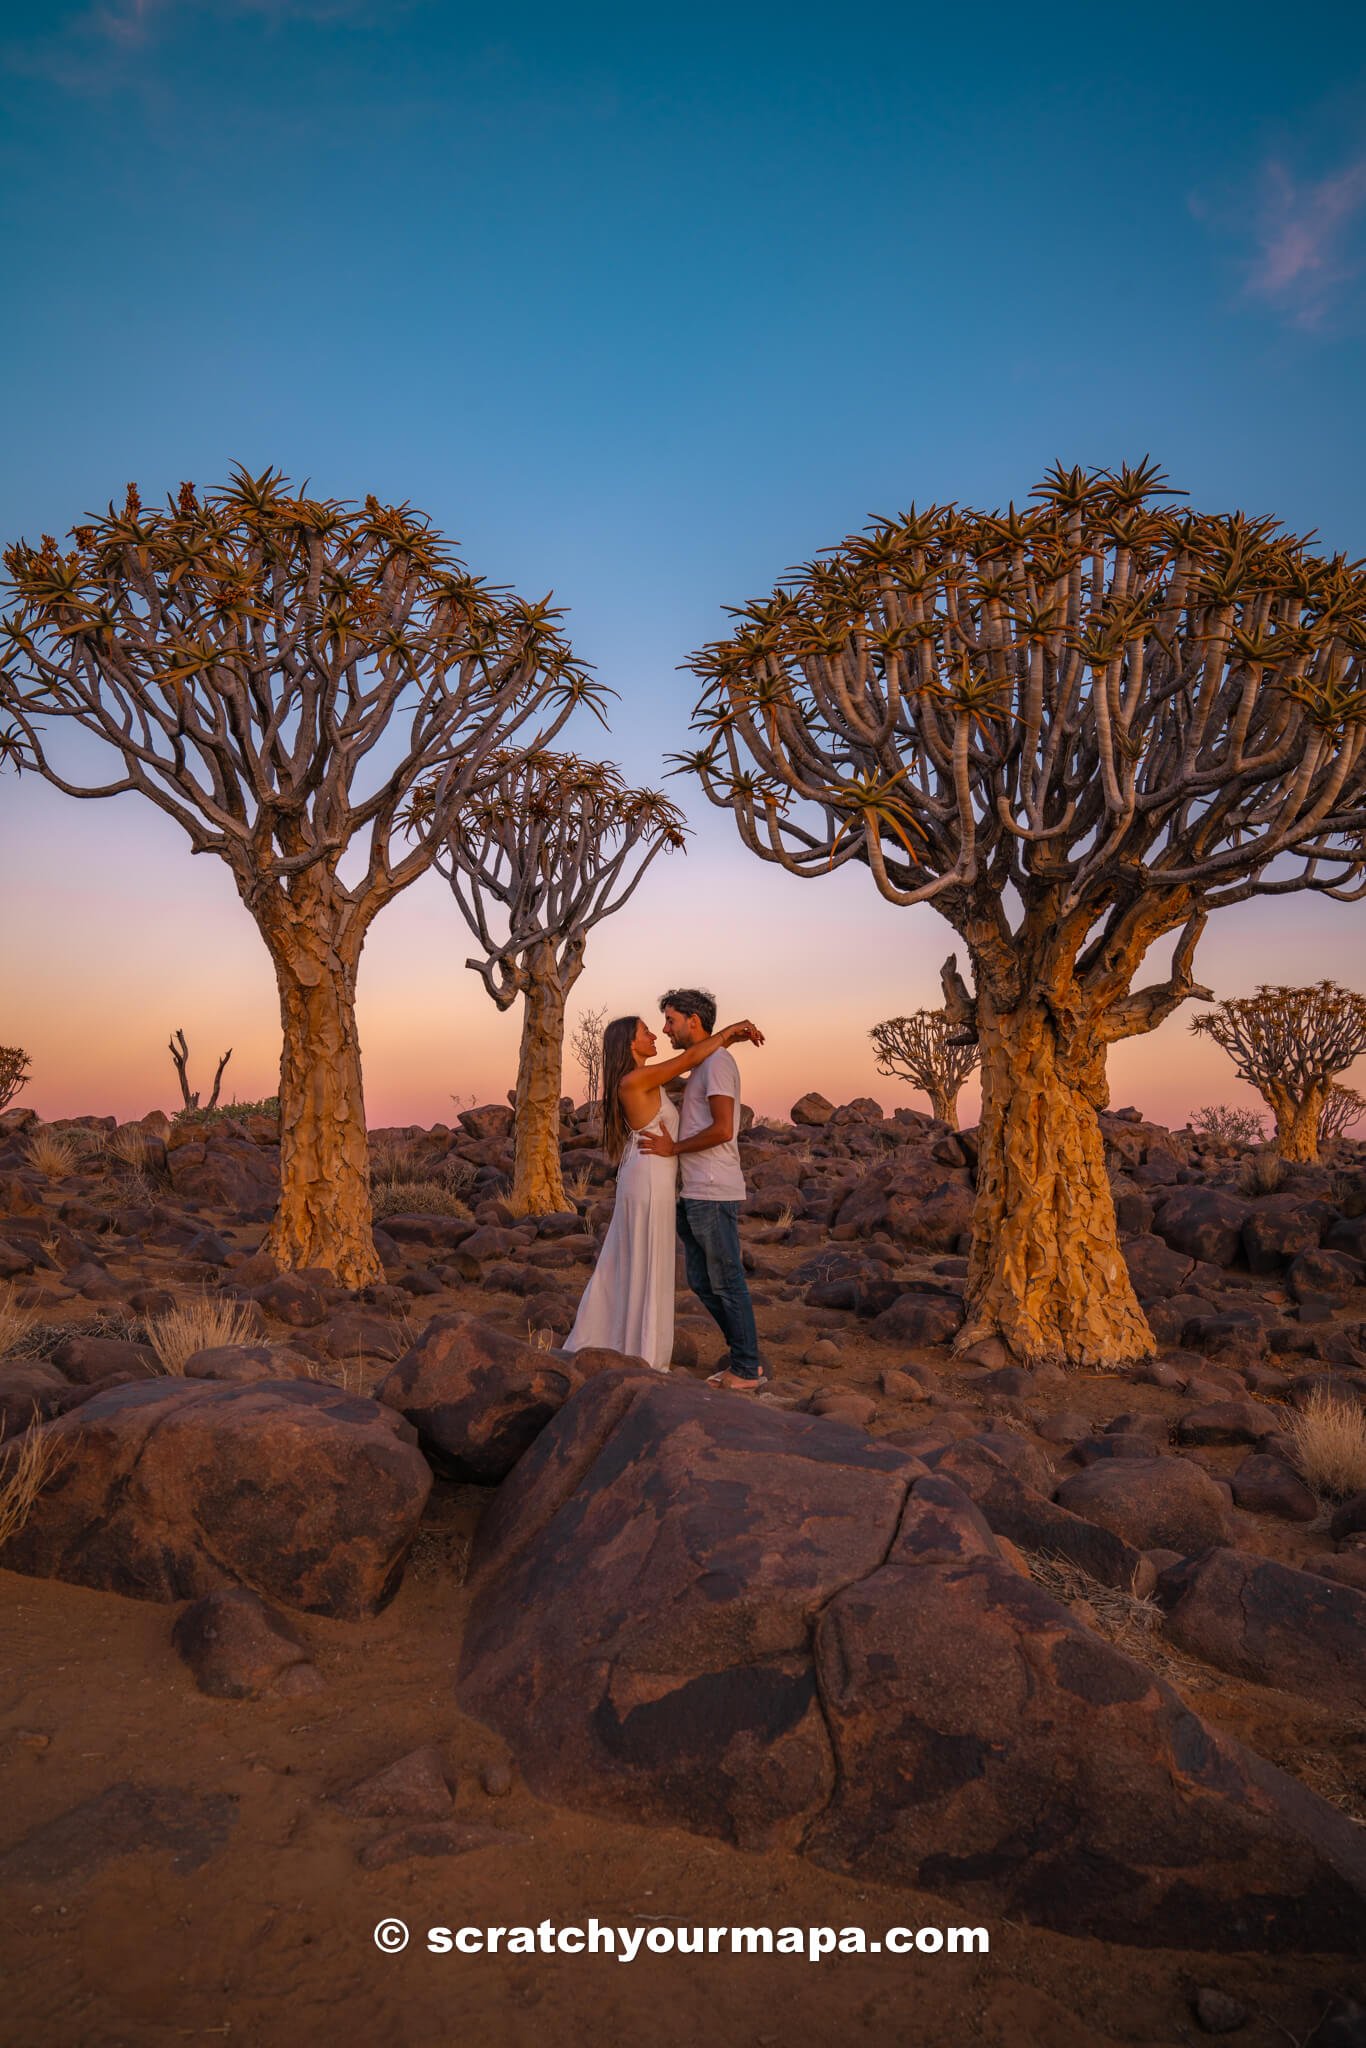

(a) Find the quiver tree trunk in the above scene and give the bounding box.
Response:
[260,882,379,1288]
[1266,1083,1327,1164]
[508,941,577,1218]
[929,1086,959,1129]
[958,990,1155,1371]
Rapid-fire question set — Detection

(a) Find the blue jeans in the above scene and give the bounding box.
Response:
[676,1198,762,1378]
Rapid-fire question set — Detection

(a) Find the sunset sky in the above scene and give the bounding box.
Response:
[2,0,1364,1128]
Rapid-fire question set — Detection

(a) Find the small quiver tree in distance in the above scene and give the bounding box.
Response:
[1321,1083,1366,1146]
[679,463,1366,1368]
[0,472,596,1284]
[413,751,686,1216]
[870,1008,980,1127]
[0,1047,31,1113]
[570,1002,608,1116]
[1191,983,1366,1162]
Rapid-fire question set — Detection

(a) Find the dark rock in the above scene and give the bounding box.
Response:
[887,1180,976,1253]
[869,1291,964,1347]
[1176,1400,1282,1447]
[1229,1454,1319,1523]
[457,1104,515,1142]
[1288,1248,1361,1302]
[1122,1236,1195,1301]
[1192,1987,1249,2034]
[249,1273,330,1327]
[356,1822,520,1870]
[923,1441,1155,1594]
[377,1313,598,1482]
[172,1587,317,1698]
[791,1093,834,1127]
[47,1334,160,1386]
[1054,1457,1230,1555]
[1157,1548,1366,1710]
[1242,1200,1325,1275]
[0,1361,70,1440]
[1154,1188,1250,1268]
[377,1213,478,1250]
[182,1343,307,1384]
[331,1745,452,1820]
[1329,1493,1366,1543]
[0,1782,237,1885]
[4,1378,431,1618]
[0,1239,35,1278]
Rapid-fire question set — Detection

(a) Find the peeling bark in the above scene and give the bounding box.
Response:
[958,988,1155,1371]
[1266,1083,1326,1163]
[259,878,379,1288]
[507,942,576,1218]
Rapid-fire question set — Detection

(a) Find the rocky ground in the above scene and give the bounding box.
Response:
[1,1095,1364,2047]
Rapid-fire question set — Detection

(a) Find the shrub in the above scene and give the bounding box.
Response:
[173,1096,280,1128]
[1191,1103,1267,1146]
[370,1180,473,1222]
[1237,1148,1285,1197]
[145,1291,258,1374]
[0,1046,31,1113]
[1288,1387,1366,1500]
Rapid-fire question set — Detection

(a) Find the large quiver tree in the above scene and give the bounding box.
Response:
[417,750,686,1215]
[1191,982,1366,1162]
[0,472,594,1284]
[870,1009,980,1127]
[680,463,1366,1368]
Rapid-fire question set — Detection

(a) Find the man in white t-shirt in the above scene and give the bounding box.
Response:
[637,986,765,1391]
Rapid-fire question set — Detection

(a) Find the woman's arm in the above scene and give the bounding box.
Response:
[619,1020,764,1095]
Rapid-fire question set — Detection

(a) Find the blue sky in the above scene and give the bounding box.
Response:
[2,0,1365,1121]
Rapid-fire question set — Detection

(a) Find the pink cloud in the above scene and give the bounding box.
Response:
[1245,153,1366,328]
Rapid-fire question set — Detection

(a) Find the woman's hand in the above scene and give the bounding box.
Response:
[721,1019,765,1047]
[636,1130,676,1157]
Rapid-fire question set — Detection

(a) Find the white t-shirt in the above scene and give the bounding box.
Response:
[678,1049,746,1201]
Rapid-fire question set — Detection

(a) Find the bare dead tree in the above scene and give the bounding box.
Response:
[167,1028,233,1112]
[0,471,598,1283]
[1321,1083,1366,1145]
[870,1009,980,1127]
[411,751,686,1214]
[0,1045,30,1113]
[570,1002,608,1114]
[1189,1102,1267,1146]
[678,462,1366,1368]
[1191,983,1366,1161]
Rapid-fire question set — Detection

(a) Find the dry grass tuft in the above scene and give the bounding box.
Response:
[1024,1551,1165,1663]
[109,1126,154,1170]
[0,1297,35,1358]
[565,1165,594,1201]
[145,1291,258,1375]
[25,1128,83,1178]
[1287,1386,1366,1500]
[0,1418,71,1551]
[1237,1146,1286,1197]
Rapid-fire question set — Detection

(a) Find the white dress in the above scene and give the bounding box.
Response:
[564,1094,678,1370]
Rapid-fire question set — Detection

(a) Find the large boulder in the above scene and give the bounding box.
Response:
[377,1313,624,1482]
[1153,1188,1250,1268]
[1157,1549,1366,1713]
[1122,1236,1195,1302]
[2,1378,431,1618]
[790,1092,834,1127]
[457,1371,1366,1951]
[1054,1456,1231,1555]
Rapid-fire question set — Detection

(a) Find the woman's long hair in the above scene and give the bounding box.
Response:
[600,1015,642,1166]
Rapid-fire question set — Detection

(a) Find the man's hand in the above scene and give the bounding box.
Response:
[722,1019,764,1046]
[636,1130,676,1157]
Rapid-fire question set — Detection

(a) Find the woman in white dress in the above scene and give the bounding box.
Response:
[564,1012,764,1371]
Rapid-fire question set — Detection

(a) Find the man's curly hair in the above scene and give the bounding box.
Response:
[659,987,717,1034]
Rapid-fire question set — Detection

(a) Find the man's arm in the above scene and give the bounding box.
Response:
[667,1093,734,1156]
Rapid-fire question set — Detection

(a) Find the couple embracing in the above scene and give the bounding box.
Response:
[565,988,768,1392]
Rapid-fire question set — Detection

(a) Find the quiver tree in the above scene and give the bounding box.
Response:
[0,1046,30,1112]
[1321,1084,1365,1145]
[168,1028,232,1112]
[0,471,596,1284]
[870,1008,980,1127]
[680,462,1366,1368]
[570,1002,608,1113]
[412,751,685,1215]
[1191,982,1366,1162]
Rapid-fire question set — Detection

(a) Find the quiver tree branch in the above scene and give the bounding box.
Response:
[678,461,1366,1368]
[168,1028,233,1112]
[870,1009,980,1127]
[1191,981,1366,1162]
[409,750,686,1215]
[0,469,602,1282]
